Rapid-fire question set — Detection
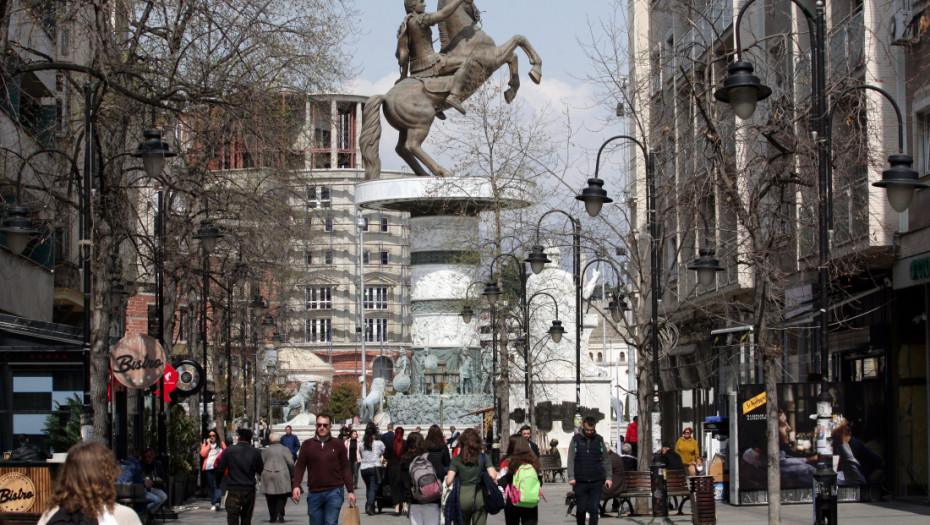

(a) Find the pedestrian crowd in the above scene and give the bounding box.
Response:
[31,413,647,525]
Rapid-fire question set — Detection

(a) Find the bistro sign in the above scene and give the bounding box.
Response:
[110,333,167,389]
[0,472,36,512]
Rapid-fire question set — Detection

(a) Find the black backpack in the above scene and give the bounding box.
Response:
[476,453,505,515]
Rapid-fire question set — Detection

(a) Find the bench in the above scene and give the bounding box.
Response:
[540,454,566,483]
[614,470,690,516]
[115,482,153,525]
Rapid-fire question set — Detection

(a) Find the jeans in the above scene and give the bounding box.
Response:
[409,503,440,525]
[351,462,360,488]
[361,468,380,510]
[573,481,603,525]
[225,489,256,525]
[306,486,344,525]
[145,488,167,513]
[205,469,222,506]
[504,503,538,525]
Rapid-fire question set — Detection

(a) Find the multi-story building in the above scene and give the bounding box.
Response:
[627,0,927,499]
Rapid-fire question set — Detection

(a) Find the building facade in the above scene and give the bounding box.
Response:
[628,0,927,499]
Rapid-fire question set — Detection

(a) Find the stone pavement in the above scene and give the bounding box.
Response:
[173,482,930,524]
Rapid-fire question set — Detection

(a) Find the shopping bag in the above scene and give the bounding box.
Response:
[343,504,360,525]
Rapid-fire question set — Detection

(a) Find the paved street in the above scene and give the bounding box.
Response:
[173,482,930,524]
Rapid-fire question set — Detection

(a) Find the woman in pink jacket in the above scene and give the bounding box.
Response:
[199,429,227,511]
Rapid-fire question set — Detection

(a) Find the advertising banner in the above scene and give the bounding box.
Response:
[737,383,885,491]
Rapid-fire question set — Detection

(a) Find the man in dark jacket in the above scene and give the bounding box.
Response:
[568,417,612,525]
[217,428,264,525]
[380,423,396,452]
[520,425,541,457]
[281,425,301,459]
[292,413,355,525]
[661,442,686,472]
[601,449,626,516]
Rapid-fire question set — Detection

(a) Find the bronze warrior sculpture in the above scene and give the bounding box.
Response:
[360,0,542,179]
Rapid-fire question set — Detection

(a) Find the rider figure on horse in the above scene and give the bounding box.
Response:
[396,0,473,115]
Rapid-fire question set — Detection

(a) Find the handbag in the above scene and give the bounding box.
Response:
[374,466,386,484]
[343,504,360,525]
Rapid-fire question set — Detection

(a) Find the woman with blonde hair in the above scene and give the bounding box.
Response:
[38,441,142,525]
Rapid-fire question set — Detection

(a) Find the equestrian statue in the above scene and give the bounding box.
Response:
[360,0,542,179]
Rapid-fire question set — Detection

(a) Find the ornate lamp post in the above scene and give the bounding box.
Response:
[525,210,582,426]
[194,218,224,439]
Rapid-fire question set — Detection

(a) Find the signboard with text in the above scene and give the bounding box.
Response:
[110,333,167,389]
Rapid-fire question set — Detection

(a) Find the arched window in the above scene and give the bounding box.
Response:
[597,352,603,363]
[372,356,394,380]
[620,352,626,361]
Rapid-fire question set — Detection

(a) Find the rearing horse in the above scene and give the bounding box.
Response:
[360,0,542,179]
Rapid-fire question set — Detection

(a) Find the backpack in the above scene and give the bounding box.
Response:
[409,453,442,503]
[477,453,505,515]
[507,463,541,508]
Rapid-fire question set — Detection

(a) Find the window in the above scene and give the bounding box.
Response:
[305,318,332,343]
[597,352,603,363]
[380,251,389,265]
[366,318,388,342]
[362,251,370,264]
[304,250,312,265]
[918,110,930,176]
[364,287,388,310]
[307,186,332,208]
[361,217,369,232]
[323,216,333,232]
[380,217,389,232]
[305,286,333,309]
[324,250,333,265]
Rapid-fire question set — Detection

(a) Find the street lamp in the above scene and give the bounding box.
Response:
[577,135,672,522]
[687,248,726,288]
[0,206,38,256]
[194,218,224,439]
[526,210,582,420]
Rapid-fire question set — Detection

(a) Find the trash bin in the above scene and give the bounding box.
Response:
[689,475,716,525]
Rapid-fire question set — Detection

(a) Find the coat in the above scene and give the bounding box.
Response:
[601,451,627,501]
[260,444,295,495]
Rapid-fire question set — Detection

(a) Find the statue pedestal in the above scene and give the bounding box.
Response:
[387,394,493,427]
[272,413,317,442]
[356,177,529,388]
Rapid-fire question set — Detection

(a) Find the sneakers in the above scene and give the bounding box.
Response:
[210,505,216,511]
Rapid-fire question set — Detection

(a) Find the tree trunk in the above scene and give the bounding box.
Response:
[763,352,781,522]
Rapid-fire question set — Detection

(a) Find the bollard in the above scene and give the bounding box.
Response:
[813,461,838,525]
[649,452,673,524]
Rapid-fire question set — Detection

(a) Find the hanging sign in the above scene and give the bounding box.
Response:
[154,363,179,403]
[173,360,205,397]
[110,333,167,389]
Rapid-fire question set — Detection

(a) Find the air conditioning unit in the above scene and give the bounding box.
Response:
[890,9,912,45]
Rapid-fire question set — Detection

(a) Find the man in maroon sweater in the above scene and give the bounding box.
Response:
[292,413,356,525]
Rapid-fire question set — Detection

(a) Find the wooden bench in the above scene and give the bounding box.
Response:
[614,470,690,516]
[540,454,566,483]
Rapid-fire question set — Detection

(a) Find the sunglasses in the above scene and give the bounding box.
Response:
[316,423,331,428]
[683,432,691,435]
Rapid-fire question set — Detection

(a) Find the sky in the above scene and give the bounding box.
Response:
[341,0,629,176]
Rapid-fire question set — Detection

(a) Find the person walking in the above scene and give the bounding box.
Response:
[381,423,396,451]
[281,425,301,460]
[400,432,443,525]
[291,413,356,525]
[258,422,271,448]
[497,435,541,525]
[519,425,540,457]
[360,423,386,516]
[567,416,612,525]
[261,432,295,523]
[444,428,498,525]
[37,442,142,525]
[675,427,700,476]
[388,427,407,516]
[200,428,227,511]
[217,427,265,525]
[425,425,451,476]
[624,416,638,457]
[347,430,362,489]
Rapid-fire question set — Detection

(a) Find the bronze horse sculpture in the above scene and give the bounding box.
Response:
[360,0,542,179]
